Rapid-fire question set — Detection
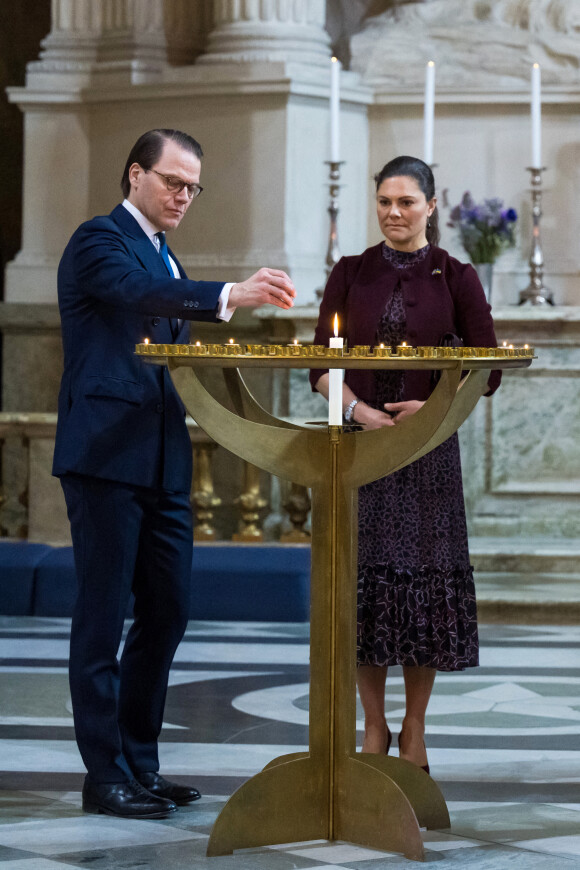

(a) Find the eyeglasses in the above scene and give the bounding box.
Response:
[147,168,203,200]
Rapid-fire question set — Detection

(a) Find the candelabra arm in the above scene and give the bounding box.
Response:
[386,368,490,477]
[342,362,464,488]
[168,361,325,489]
[220,367,302,430]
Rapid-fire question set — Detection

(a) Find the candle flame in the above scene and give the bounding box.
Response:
[195,341,201,347]
[427,60,435,67]
[502,341,507,347]
[144,338,149,345]
[228,338,234,344]
[402,341,407,347]
[524,344,529,349]
[533,62,540,69]
[509,344,514,349]
[380,343,385,349]
[293,338,298,345]
[333,313,339,337]
[331,56,338,63]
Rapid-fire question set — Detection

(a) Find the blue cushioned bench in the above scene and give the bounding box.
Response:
[0,541,311,621]
[0,542,53,616]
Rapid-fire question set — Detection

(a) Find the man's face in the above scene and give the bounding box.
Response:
[127,139,201,231]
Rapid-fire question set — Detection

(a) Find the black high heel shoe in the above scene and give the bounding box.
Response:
[386,726,392,755]
[398,733,429,774]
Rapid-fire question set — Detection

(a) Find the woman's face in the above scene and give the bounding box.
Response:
[376,175,436,251]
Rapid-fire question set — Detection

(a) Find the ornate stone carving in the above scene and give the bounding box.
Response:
[351,0,580,86]
[199,0,330,65]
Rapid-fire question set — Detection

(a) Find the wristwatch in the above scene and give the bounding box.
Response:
[344,398,359,423]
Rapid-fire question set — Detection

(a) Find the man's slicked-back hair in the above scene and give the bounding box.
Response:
[120,129,203,198]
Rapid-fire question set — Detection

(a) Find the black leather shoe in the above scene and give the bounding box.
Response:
[82,778,178,818]
[137,772,201,805]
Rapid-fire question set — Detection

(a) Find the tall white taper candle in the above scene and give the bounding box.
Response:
[531,63,542,168]
[328,313,344,426]
[423,61,435,166]
[330,56,341,163]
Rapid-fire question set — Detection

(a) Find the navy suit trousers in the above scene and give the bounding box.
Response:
[61,474,193,783]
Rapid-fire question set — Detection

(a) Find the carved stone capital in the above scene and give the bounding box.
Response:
[199,0,330,66]
[27,0,167,87]
[165,0,213,66]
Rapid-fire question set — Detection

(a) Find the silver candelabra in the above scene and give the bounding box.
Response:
[519,167,554,305]
[315,160,344,301]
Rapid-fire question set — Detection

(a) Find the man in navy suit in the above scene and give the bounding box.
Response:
[53,129,295,819]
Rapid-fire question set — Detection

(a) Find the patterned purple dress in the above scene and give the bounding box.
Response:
[357,243,478,672]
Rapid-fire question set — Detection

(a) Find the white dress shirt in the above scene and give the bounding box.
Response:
[122,199,234,322]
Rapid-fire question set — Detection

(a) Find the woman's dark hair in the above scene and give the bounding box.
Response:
[121,129,203,198]
[374,155,440,246]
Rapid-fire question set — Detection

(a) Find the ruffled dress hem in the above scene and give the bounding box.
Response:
[357,561,479,672]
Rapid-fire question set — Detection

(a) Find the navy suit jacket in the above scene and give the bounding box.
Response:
[53,204,225,492]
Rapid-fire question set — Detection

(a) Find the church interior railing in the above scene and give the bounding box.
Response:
[0,413,311,545]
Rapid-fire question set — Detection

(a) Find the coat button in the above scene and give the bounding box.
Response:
[156,403,164,413]
[152,316,161,326]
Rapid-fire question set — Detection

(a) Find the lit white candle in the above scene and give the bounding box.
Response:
[330,56,341,163]
[328,313,344,426]
[423,61,436,166]
[531,63,542,167]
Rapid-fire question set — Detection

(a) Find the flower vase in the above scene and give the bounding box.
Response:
[474,262,493,303]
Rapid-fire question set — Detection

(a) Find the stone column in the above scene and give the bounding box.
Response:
[26,0,167,88]
[199,0,330,65]
[165,0,213,66]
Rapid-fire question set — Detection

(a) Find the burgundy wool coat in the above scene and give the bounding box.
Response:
[309,243,501,403]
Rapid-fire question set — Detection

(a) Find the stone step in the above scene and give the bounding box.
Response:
[475,571,580,625]
[470,538,580,624]
[470,536,580,574]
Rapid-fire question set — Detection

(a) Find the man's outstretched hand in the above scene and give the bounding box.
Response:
[229,268,296,310]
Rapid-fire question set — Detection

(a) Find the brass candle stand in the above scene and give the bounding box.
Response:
[136,342,533,861]
[519,167,554,305]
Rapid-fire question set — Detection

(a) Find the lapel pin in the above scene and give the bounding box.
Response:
[432,268,442,275]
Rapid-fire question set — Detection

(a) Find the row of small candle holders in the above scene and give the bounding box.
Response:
[136,342,534,359]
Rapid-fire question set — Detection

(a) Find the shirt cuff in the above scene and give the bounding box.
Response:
[217,283,235,322]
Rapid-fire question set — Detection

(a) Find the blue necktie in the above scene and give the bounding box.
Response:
[156,232,173,276]
[155,232,182,338]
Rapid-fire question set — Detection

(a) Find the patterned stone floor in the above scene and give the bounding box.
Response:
[0,618,579,868]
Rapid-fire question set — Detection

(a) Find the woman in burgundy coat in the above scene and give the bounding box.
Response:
[310,156,500,773]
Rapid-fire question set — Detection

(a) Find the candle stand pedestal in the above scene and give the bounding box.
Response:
[137,344,533,862]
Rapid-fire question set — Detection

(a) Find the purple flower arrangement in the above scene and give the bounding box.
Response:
[448,192,518,264]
